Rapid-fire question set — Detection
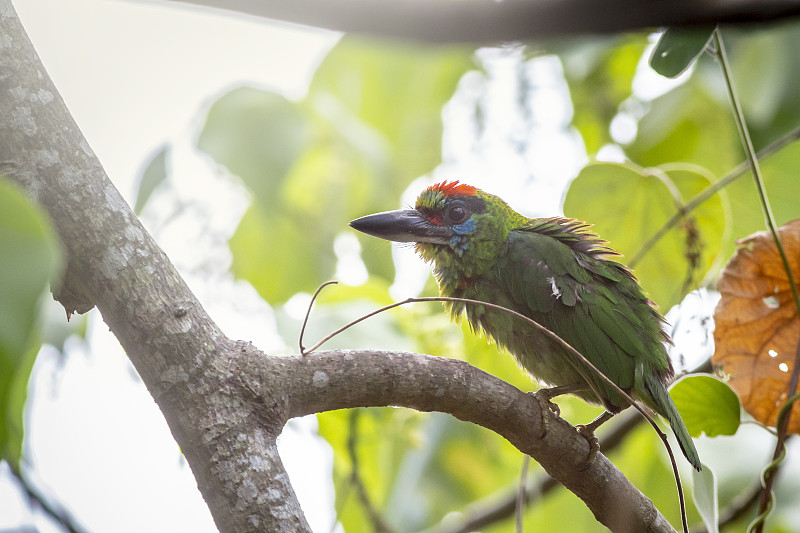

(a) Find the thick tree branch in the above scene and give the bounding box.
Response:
[2,2,681,532]
[242,348,678,533]
[163,0,800,43]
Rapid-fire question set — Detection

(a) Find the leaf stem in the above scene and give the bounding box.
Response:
[712,27,800,533]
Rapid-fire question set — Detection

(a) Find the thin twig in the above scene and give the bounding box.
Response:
[747,392,800,532]
[347,410,398,533]
[300,280,338,355]
[11,467,90,533]
[711,27,800,533]
[304,292,690,532]
[516,456,530,533]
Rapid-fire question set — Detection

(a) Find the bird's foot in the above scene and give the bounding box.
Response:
[575,425,600,471]
[575,411,614,471]
[529,383,586,438]
[530,384,584,438]
[529,390,560,438]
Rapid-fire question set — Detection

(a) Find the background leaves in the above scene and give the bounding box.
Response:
[563,161,727,310]
[198,37,474,303]
[0,176,61,472]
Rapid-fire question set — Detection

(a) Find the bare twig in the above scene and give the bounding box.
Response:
[300,280,338,355]
[347,410,398,533]
[11,468,90,533]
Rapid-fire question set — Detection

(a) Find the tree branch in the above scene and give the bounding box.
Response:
[246,348,678,533]
[161,0,800,44]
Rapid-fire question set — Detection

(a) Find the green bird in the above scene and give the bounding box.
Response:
[350,181,701,470]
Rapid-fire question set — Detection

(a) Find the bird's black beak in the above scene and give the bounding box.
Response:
[350,209,451,245]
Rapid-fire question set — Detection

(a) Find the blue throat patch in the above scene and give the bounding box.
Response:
[449,218,475,256]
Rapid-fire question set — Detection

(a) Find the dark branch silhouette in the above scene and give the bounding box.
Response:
[164,0,800,43]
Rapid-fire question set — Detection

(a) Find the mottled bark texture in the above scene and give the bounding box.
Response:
[1,2,677,532]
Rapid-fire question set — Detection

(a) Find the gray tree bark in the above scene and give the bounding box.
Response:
[0,1,678,532]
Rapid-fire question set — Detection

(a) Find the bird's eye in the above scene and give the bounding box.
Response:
[445,202,469,224]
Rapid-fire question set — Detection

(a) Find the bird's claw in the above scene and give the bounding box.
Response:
[576,424,600,471]
[530,390,561,438]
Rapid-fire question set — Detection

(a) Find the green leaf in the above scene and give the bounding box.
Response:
[309,36,474,183]
[563,162,728,310]
[629,84,739,176]
[670,375,741,437]
[2,343,38,474]
[199,40,474,304]
[198,88,312,209]
[230,204,336,304]
[692,462,719,533]
[558,36,647,154]
[0,176,62,470]
[723,140,800,261]
[134,145,169,215]
[650,27,714,79]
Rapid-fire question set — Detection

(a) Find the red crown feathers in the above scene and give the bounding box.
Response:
[425,181,478,197]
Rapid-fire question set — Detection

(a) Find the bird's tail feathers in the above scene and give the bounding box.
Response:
[643,372,702,471]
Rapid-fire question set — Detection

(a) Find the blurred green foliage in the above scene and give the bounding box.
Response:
[649,27,714,79]
[563,161,728,310]
[199,37,475,303]
[134,145,169,215]
[0,176,62,472]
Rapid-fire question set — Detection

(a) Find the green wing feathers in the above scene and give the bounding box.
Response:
[495,218,700,469]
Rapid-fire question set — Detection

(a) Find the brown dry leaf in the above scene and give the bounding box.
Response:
[713,218,800,432]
